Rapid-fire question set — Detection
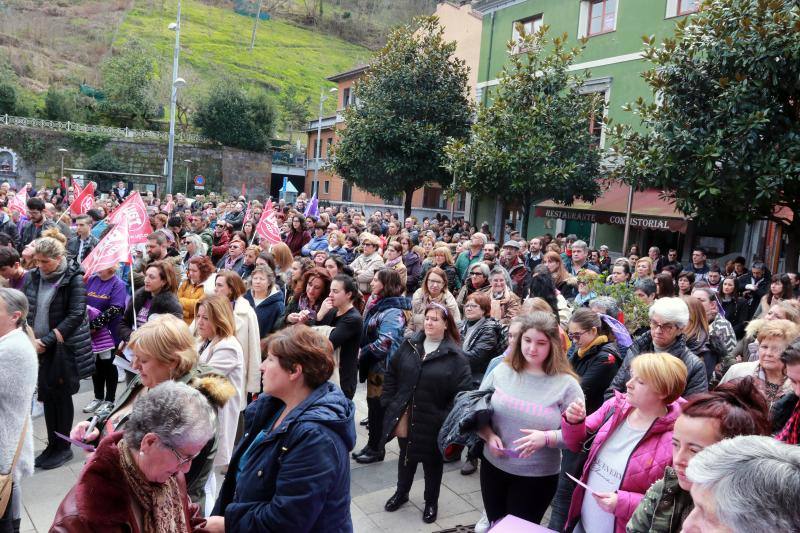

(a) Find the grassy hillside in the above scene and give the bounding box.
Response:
[116,0,371,115]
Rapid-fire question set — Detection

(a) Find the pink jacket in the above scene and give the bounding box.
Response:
[562,391,684,533]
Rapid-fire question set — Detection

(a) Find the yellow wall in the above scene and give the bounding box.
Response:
[434,2,483,98]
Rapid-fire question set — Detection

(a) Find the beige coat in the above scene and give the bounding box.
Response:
[406,288,461,336]
[351,252,385,294]
[490,289,521,326]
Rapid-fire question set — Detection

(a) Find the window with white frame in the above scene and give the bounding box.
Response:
[511,14,543,52]
[579,77,611,149]
[666,0,700,17]
[587,0,617,36]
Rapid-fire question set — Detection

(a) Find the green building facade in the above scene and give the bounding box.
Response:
[470,0,745,258]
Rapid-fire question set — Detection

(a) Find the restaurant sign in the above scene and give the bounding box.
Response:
[534,207,688,233]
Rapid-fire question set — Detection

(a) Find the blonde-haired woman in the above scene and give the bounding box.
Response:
[633,257,654,281]
[558,352,687,533]
[350,233,384,294]
[543,251,578,300]
[269,241,293,288]
[428,245,460,293]
[383,241,408,289]
[194,295,244,467]
[477,312,584,524]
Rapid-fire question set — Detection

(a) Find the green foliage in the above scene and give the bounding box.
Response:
[194,81,277,151]
[17,133,47,164]
[86,150,124,181]
[98,39,159,128]
[588,274,650,335]
[610,0,800,268]
[66,132,110,157]
[43,87,80,122]
[445,25,603,236]
[279,86,311,142]
[0,83,18,115]
[331,16,472,217]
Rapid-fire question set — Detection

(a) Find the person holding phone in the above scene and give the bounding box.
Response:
[476,312,584,525]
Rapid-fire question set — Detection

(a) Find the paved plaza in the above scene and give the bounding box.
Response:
[20,379,484,532]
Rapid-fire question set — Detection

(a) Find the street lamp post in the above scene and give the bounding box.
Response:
[183,159,192,196]
[166,0,185,196]
[58,148,68,183]
[312,87,337,197]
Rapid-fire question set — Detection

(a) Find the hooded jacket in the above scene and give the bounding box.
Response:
[212,382,356,532]
[301,234,328,256]
[358,295,410,379]
[0,211,19,248]
[50,432,207,533]
[380,333,472,462]
[564,392,684,533]
[606,332,707,400]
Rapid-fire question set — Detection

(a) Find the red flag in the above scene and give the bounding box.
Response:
[243,202,252,224]
[256,199,282,245]
[69,182,96,216]
[241,182,247,198]
[72,179,82,196]
[107,191,153,245]
[8,186,27,215]
[81,213,131,279]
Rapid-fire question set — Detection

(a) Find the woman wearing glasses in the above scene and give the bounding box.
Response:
[606,297,708,399]
[407,267,460,337]
[456,262,491,309]
[350,233,384,294]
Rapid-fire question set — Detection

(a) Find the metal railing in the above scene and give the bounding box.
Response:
[0,114,209,144]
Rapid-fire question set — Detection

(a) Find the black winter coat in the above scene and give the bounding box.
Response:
[118,289,184,342]
[380,333,472,462]
[605,332,707,400]
[771,392,798,434]
[568,340,621,416]
[403,251,423,295]
[459,317,506,387]
[25,261,93,399]
[720,296,748,339]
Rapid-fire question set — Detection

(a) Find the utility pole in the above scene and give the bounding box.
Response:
[249,0,264,52]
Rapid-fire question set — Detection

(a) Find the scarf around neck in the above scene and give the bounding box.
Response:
[118,438,187,533]
[777,398,800,445]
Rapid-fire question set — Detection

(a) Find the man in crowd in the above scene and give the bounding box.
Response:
[19,197,56,252]
[500,240,529,298]
[686,247,710,282]
[191,214,214,254]
[661,248,683,274]
[0,247,27,290]
[133,232,182,289]
[211,221,231,264]
[739,261,769,319]
[455,232,486,282]
[112,181,129,202]
[216,238,246,276]
[482,241,499,271]
[565,240,600,275]
[525,237,543,271]
[66,215,98,265]
[648,246,666,273]
[706,266,722,292]
[597,244,612,273]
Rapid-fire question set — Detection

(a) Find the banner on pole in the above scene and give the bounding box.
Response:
[256,199,282,244]
[107,191,154,244]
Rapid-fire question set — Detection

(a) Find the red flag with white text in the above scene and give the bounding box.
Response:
[81,213,131,279]
[72,179,82,197]
[8,186,27,215]
[256,199,282,245]
[69,181,95,216]
[107,191,153,245]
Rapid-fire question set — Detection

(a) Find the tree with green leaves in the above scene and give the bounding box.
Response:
[610,0,800,269]
[0,83,17,115]
[194,80,277,152]
[98,40,159,128]
[445,26,603,237]
[279,86,311,144]
[331,15,471,218]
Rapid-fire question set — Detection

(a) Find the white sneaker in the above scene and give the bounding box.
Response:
[117,367,126,383]
[474,511,490,533]
[82,399,103,413]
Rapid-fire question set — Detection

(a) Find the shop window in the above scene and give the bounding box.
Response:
[511,14,543,53]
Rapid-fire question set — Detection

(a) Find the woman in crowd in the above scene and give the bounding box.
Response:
[310,250,327,270]
[301,222,329,257]
[676,271,695,297]
[422,245,458,293]
[71,315,234,504]
[119,260,183,344]
[181,234,207,278]
[400,234,423,295]
[754,273,794,318]
[244,265,284,341]
[241,245,260,279]
[530,266,573,327]
[323,254,351,281]
[242,220,258,246]
[655,272,676,299]
[283,214,310,257]
[607,297,708,398]
[353,269,410,465]
[488,266,521,326]
[194,295,244,468]
[457,262,491,308]
[721,318,798,407]
[383,241,408,289]
[682,295,715,382]
[83,265,127,416]
[341,235,358,264]
[548,308,624,531]
[732,300,800,363]
[476,312,584,525]
[269,241,293,288]
[213,270,261,402]
[178,256,215,325]
[574,270,599,308]
[719,276,749,338]
[326,229,346,259]
[381,303,472,523]
[633,257,655,282]
[316,274,364,399]
[543,251,578,300]
[407,267,460,337]
[207,326,355,533]
[25,237,93,470]
[0,289,37,532]
[460,292,505,389]
[559,353,688,533]
[52,382,214,532]
[282,267,331,327]
[627,376,771,533]
[350,233,384,295]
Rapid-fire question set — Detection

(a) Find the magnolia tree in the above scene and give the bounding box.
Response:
[611,0,800,269]
[331,16,472,219]
[445,26,604,237]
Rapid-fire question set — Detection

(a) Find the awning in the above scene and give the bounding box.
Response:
[535,182,689,233]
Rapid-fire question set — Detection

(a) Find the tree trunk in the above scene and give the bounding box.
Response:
[784,215,800,272]
[493,196,504,243]
[520,195,532,240]
[403,185,414,220]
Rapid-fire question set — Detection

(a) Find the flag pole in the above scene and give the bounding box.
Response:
[128,260,137,331]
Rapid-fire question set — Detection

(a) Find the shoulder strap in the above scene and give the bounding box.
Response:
[5,417,28,476]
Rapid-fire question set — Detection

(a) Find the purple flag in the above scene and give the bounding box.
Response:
[303,193,319,219]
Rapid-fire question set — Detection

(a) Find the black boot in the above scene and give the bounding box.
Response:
[422,502,438,523]
[354,448,385,464]
[34,446,53,468]
[384,492,409,512]
[351,444,372,459]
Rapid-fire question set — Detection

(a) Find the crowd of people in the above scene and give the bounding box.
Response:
[0,181,799,533]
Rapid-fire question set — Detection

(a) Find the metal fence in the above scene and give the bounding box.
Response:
[0,114,209,144]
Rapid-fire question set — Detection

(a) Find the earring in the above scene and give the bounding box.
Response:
[139,451,144,456]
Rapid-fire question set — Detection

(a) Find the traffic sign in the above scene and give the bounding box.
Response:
[194,175,205,190]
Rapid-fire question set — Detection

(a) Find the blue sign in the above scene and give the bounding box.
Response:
[194,175,205,186]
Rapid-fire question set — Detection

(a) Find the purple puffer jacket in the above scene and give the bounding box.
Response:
[563,391,684,533]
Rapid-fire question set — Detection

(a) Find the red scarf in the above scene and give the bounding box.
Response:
[776,398,800,445]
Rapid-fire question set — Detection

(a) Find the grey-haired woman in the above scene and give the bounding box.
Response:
[0,289,37,533]
[51,381,215,533]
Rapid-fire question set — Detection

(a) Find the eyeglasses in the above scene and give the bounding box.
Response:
[463,303,480,309]
[427,279,444,286]
[162,441,199,467]
[650,320,677,332]
[567,330,587,341]
[469,272,484,277]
